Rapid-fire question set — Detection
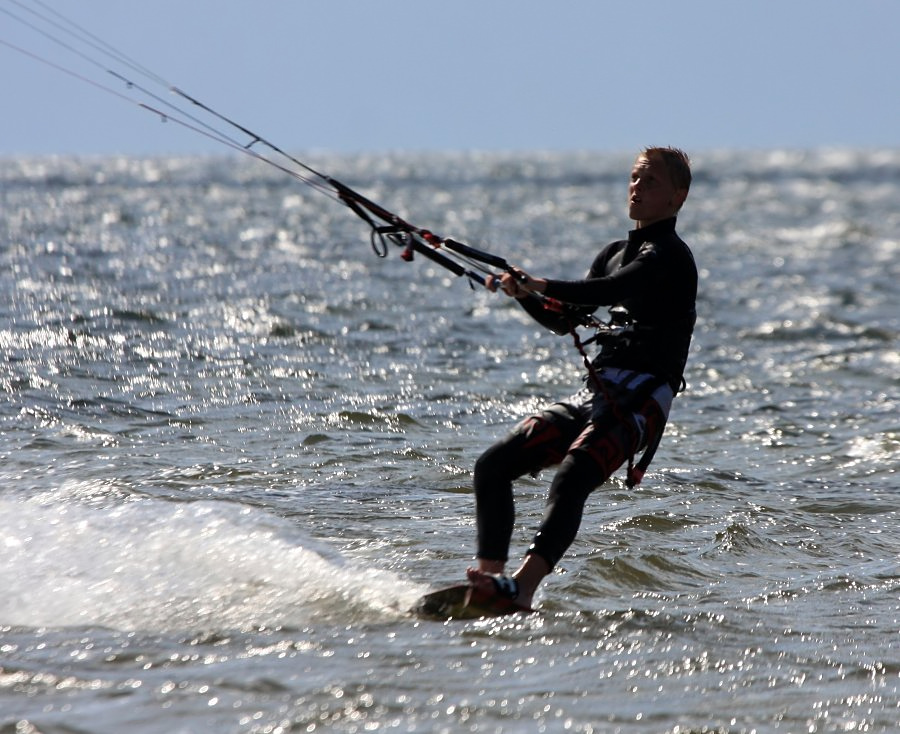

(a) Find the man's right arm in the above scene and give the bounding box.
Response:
[516,293,593,335]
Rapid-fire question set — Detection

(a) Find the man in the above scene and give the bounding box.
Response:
[467,147,697,611]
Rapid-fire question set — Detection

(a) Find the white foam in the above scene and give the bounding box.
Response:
[0,484,426,632]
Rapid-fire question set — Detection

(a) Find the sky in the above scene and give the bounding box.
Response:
[1,0,898,157]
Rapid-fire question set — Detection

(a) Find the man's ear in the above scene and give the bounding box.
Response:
[672,187,689,212]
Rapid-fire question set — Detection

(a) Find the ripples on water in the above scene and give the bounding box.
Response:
[1,150,898,732]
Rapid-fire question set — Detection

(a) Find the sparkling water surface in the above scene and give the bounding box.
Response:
[1,149,898,732]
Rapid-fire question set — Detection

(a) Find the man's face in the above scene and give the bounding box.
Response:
[627,155,687,225]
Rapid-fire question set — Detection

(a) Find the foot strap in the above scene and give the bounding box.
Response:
[490,575,520,600]
[466,574,532,615]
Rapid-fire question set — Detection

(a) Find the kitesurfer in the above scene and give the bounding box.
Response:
[468,147,697,611]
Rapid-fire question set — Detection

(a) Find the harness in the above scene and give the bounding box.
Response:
[565,308,669,488]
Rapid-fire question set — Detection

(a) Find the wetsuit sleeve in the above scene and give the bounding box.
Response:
[514,244,617,334]
[515,294,573,335]
[543,243,662,306]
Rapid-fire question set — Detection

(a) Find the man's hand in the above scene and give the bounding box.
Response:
[486,268,547,298]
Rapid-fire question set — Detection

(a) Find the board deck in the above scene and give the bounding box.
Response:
[411,583,533,620]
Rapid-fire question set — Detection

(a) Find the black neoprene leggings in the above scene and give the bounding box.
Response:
[474,395,663,569]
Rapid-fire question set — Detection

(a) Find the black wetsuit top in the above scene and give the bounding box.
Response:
[518,217,697,391]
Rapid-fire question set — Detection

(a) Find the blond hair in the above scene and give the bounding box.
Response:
[640,146,692,193]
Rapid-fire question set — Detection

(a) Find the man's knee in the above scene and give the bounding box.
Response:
[568,425,631,486]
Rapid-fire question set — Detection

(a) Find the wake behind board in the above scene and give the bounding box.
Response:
[412,584,533,621]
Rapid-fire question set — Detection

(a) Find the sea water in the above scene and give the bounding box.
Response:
[1,149,897,732]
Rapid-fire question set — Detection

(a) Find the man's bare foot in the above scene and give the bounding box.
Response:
[466,566,501,592]
[466,553,551,609]
[466,567,533,609]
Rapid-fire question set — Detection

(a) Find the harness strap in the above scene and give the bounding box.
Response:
[568,324,667,487]
[628,413,666,488]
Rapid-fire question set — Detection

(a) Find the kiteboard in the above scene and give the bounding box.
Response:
[411,583,534,620]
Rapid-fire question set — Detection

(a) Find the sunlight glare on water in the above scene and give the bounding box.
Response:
[1,149,898,732]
